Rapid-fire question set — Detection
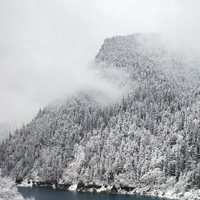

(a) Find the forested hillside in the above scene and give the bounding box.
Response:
[1,34,200,199]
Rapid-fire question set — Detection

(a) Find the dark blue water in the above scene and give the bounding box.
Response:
[18,187,171,200]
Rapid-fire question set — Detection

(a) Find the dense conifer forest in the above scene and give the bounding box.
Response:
[1,34,200,199]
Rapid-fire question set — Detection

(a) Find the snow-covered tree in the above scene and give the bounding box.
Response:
[0,169,34,200]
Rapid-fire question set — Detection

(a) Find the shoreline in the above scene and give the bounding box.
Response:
[17,180,181,200]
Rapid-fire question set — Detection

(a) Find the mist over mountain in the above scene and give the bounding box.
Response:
[0,122,16,142]
[1,33,200,199]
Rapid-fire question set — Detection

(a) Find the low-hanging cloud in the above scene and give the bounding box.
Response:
[0,0,200,139]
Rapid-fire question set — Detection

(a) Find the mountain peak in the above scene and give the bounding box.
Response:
[95,33,164,64]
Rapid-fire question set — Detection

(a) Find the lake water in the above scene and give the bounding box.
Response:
[18,187,171,200]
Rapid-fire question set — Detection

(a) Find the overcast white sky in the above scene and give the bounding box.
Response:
[0,0,200,138]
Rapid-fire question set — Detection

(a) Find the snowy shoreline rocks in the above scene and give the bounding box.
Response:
[15,179,170,199]
[15,176,200,199]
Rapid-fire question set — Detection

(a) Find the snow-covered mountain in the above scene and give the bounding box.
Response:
[1,33,200,199]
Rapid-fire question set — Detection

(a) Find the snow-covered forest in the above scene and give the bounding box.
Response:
[1,34,200,199]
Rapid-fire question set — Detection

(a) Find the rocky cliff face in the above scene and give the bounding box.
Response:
[1,33,200,199]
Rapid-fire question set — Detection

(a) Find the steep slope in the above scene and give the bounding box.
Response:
[1,33,200,199]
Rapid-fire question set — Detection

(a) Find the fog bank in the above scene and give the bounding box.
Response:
[0,0,200,140]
